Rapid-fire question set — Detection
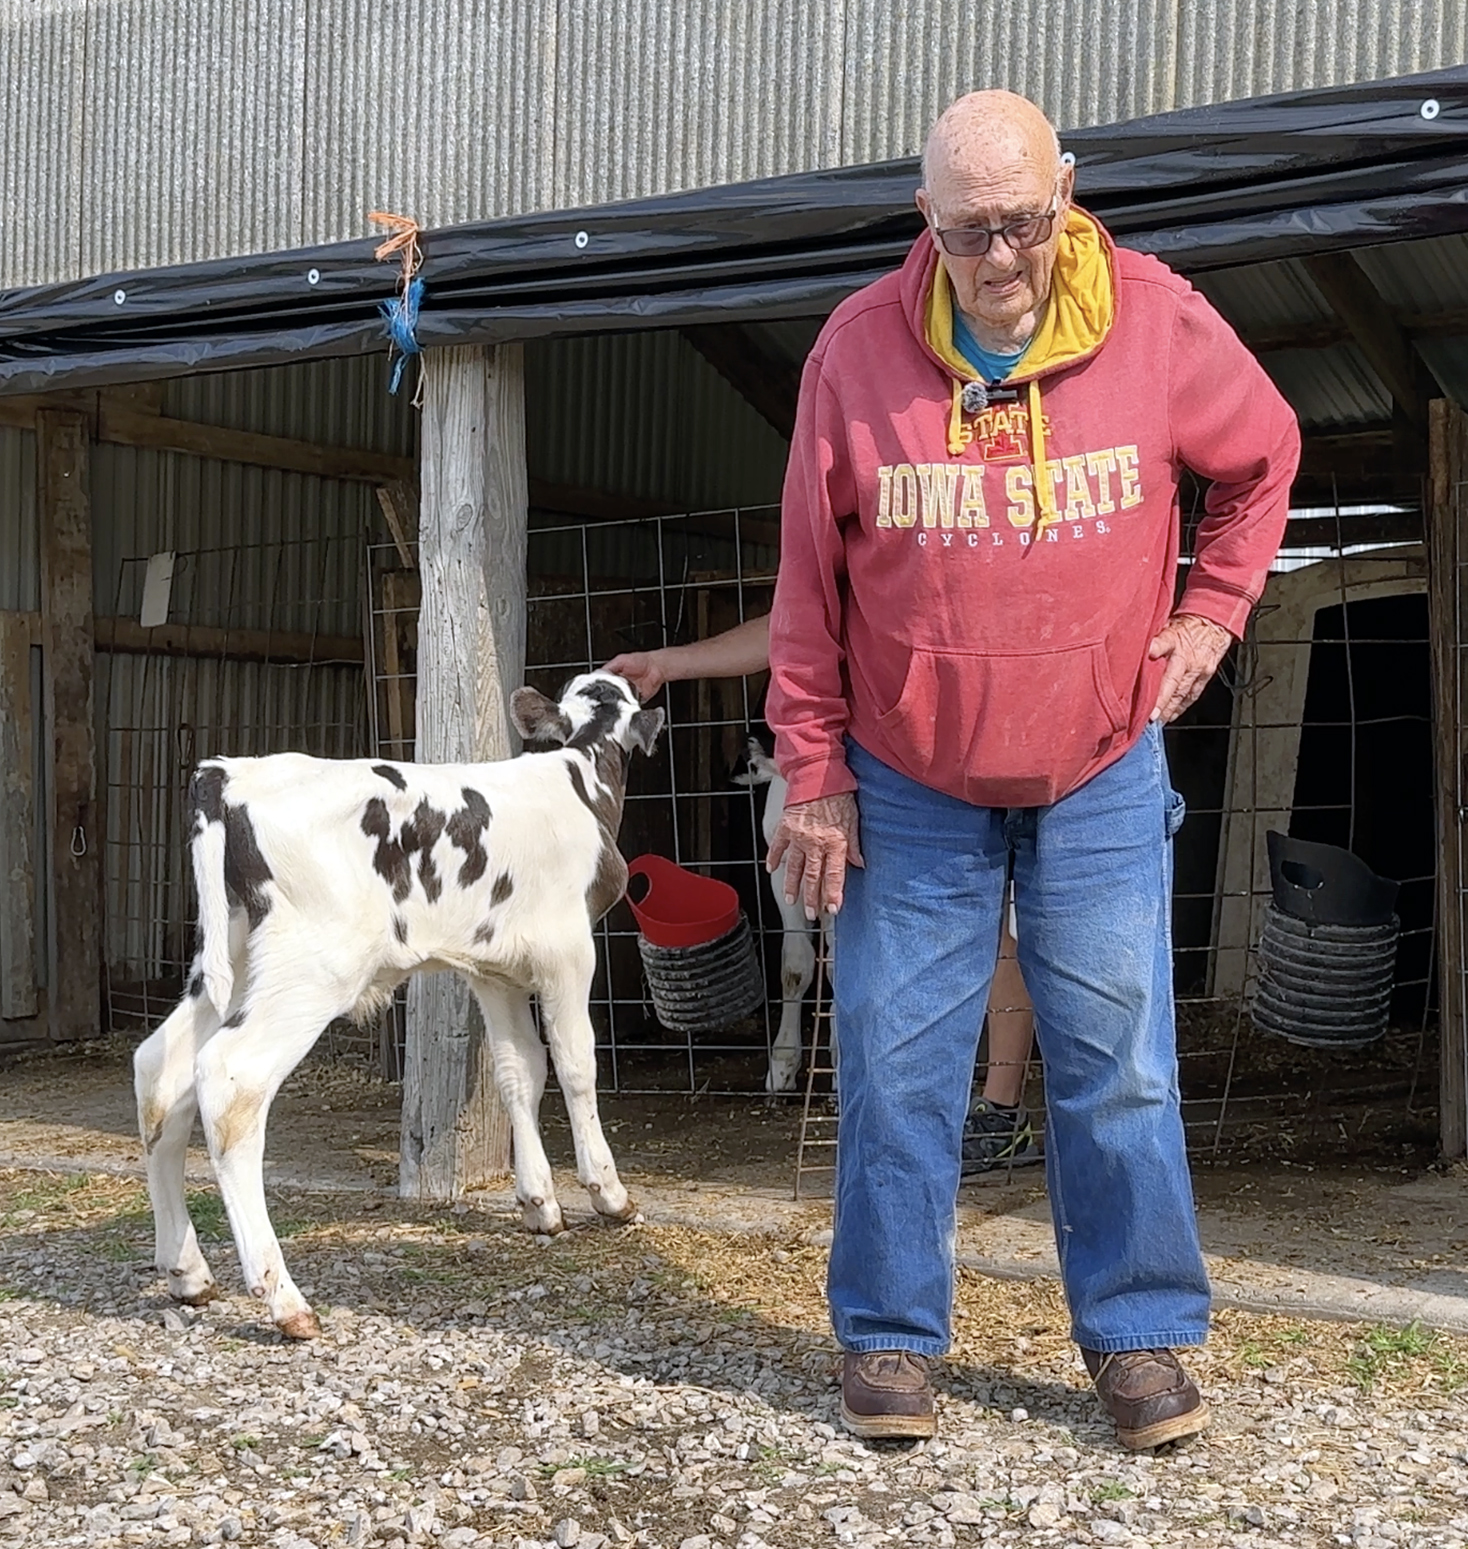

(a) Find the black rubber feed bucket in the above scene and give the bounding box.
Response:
[636,916,767,1035]
[1251,832,1400,1050]
[625,855,767,1036]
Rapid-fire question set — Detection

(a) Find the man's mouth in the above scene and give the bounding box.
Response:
[983,273,1025,296]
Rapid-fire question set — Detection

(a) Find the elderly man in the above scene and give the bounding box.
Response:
[765,90,1299,1447]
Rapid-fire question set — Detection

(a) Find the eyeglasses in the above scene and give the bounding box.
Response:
[932,201,1059,259]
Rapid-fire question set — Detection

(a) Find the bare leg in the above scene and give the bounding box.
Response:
[194,971,342,1338]
[983,919,1035,1109]
[535,946,635,1223]
[467,976,565,1235]
[133,983,223,1305]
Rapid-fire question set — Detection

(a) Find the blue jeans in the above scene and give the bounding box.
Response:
[830,725,1210,1356]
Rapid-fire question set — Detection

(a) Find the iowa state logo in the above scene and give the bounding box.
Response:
[955,402,1050,462]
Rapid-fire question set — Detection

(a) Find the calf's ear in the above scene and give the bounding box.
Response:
[511,687,573,744]
[628,707,665,755]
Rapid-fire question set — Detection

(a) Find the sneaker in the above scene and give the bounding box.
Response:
[1081,1347,1210,1450]
[839,1351,937,1439]
[960,1098,1042,1175]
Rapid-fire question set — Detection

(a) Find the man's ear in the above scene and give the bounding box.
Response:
[628,707,665,755]
[511,687,573,744]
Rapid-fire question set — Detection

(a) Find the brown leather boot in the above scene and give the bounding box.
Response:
[1082,1347,1210,1450]
[839,1351,937,1439]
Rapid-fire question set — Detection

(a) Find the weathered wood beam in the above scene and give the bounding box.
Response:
[37,410,102,1043]
[1302,253,1437,426]
[1427,397,1468,1158]
[401,344,526,1200]
[375,480,419,569]
[681,324,801,440]
[100,404,415,484]
[0,613,38,1022]
[94,616,364,666]
[0,392,415,485]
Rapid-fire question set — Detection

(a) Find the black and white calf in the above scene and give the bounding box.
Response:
[734,737,832,1095]
[133,672,662,1340]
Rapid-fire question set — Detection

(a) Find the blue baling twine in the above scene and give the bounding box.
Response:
[379,275,424,395]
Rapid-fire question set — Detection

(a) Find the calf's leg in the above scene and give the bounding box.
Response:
[767,887,815,1095]
[133,984,223,1305]
[467,976,565,1234]
[194,973,343,1338]
[536,945,635,1223]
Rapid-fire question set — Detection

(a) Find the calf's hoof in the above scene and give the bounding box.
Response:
[276,1309,323,1341]
[598,1194,640,1225]
[166,1271,219,1307]
[519,1199,566,1236]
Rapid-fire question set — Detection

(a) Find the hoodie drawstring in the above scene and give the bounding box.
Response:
[1029,377,1059,533]
[949,376,1059,536]
[947,380,966,458]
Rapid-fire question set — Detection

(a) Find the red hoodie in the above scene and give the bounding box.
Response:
[766,210,1301,810]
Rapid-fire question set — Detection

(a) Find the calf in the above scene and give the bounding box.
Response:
[734,736,832,1095]
[133,672,662,1340]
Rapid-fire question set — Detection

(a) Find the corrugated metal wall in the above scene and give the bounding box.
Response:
[526,330,789,510]
[4,0,1465,290]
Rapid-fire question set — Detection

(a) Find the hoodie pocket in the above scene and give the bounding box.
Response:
[874,641,1131,803]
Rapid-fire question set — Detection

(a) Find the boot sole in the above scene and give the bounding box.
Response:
[1117,1400,1210,1451]
[840,1400,937,1440]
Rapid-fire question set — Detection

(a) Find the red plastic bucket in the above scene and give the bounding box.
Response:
[626,854,741,949]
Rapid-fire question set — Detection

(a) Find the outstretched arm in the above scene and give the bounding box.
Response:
[604,614,771,701]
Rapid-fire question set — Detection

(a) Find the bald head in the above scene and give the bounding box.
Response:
[920,90,1061,201]
[914,90,1075,352]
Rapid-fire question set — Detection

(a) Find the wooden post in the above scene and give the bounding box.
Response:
[37,410,102,1043]
[1428,397,1468,1158]
[0,613,38,1022]
[399,345,527,1200]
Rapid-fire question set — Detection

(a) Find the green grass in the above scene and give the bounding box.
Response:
[1347,1322,1438,1391]
[0,1284,19,1301]
[230,1434,262,1452]
[561,1456,631,1478]
[1,1175,90,1225]
[1092,1481,1134,1503]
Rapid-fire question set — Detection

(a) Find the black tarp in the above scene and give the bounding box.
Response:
[4,65,1468,393]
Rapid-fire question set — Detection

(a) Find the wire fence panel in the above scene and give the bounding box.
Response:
[99,534,370,1052]
[97,500,1442,1164]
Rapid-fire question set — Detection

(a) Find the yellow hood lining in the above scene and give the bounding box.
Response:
[926,207,1116,526]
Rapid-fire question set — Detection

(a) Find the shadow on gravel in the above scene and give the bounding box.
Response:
[0,1168,1109,1444]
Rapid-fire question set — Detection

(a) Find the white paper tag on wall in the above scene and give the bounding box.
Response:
[139,551,176,629]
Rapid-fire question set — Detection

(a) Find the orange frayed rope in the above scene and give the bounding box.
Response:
[369,211,424,400]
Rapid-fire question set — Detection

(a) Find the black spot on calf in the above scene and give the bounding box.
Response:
[222,1007,248,1030]
[372,763,408,791]
[362,798,412,903]
[490,872,514,906]
[446,787,492,887]
[223,803,274,928]
[189,765,227,829]
[401,800,446,904]
[392,914,409,944]
[473,921,495,946]
[187,967,204,999]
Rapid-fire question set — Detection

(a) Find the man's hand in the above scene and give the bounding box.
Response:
[603,651,669,702]
[1148,613,1233,723]
[766,793,864,920]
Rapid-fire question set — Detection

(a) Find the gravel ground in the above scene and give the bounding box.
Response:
[0,1168,1466,1549]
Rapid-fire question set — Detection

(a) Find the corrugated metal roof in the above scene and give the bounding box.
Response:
[5,0,1468,289]
[1260,343,1392,430]
[1354,233,1468,312]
